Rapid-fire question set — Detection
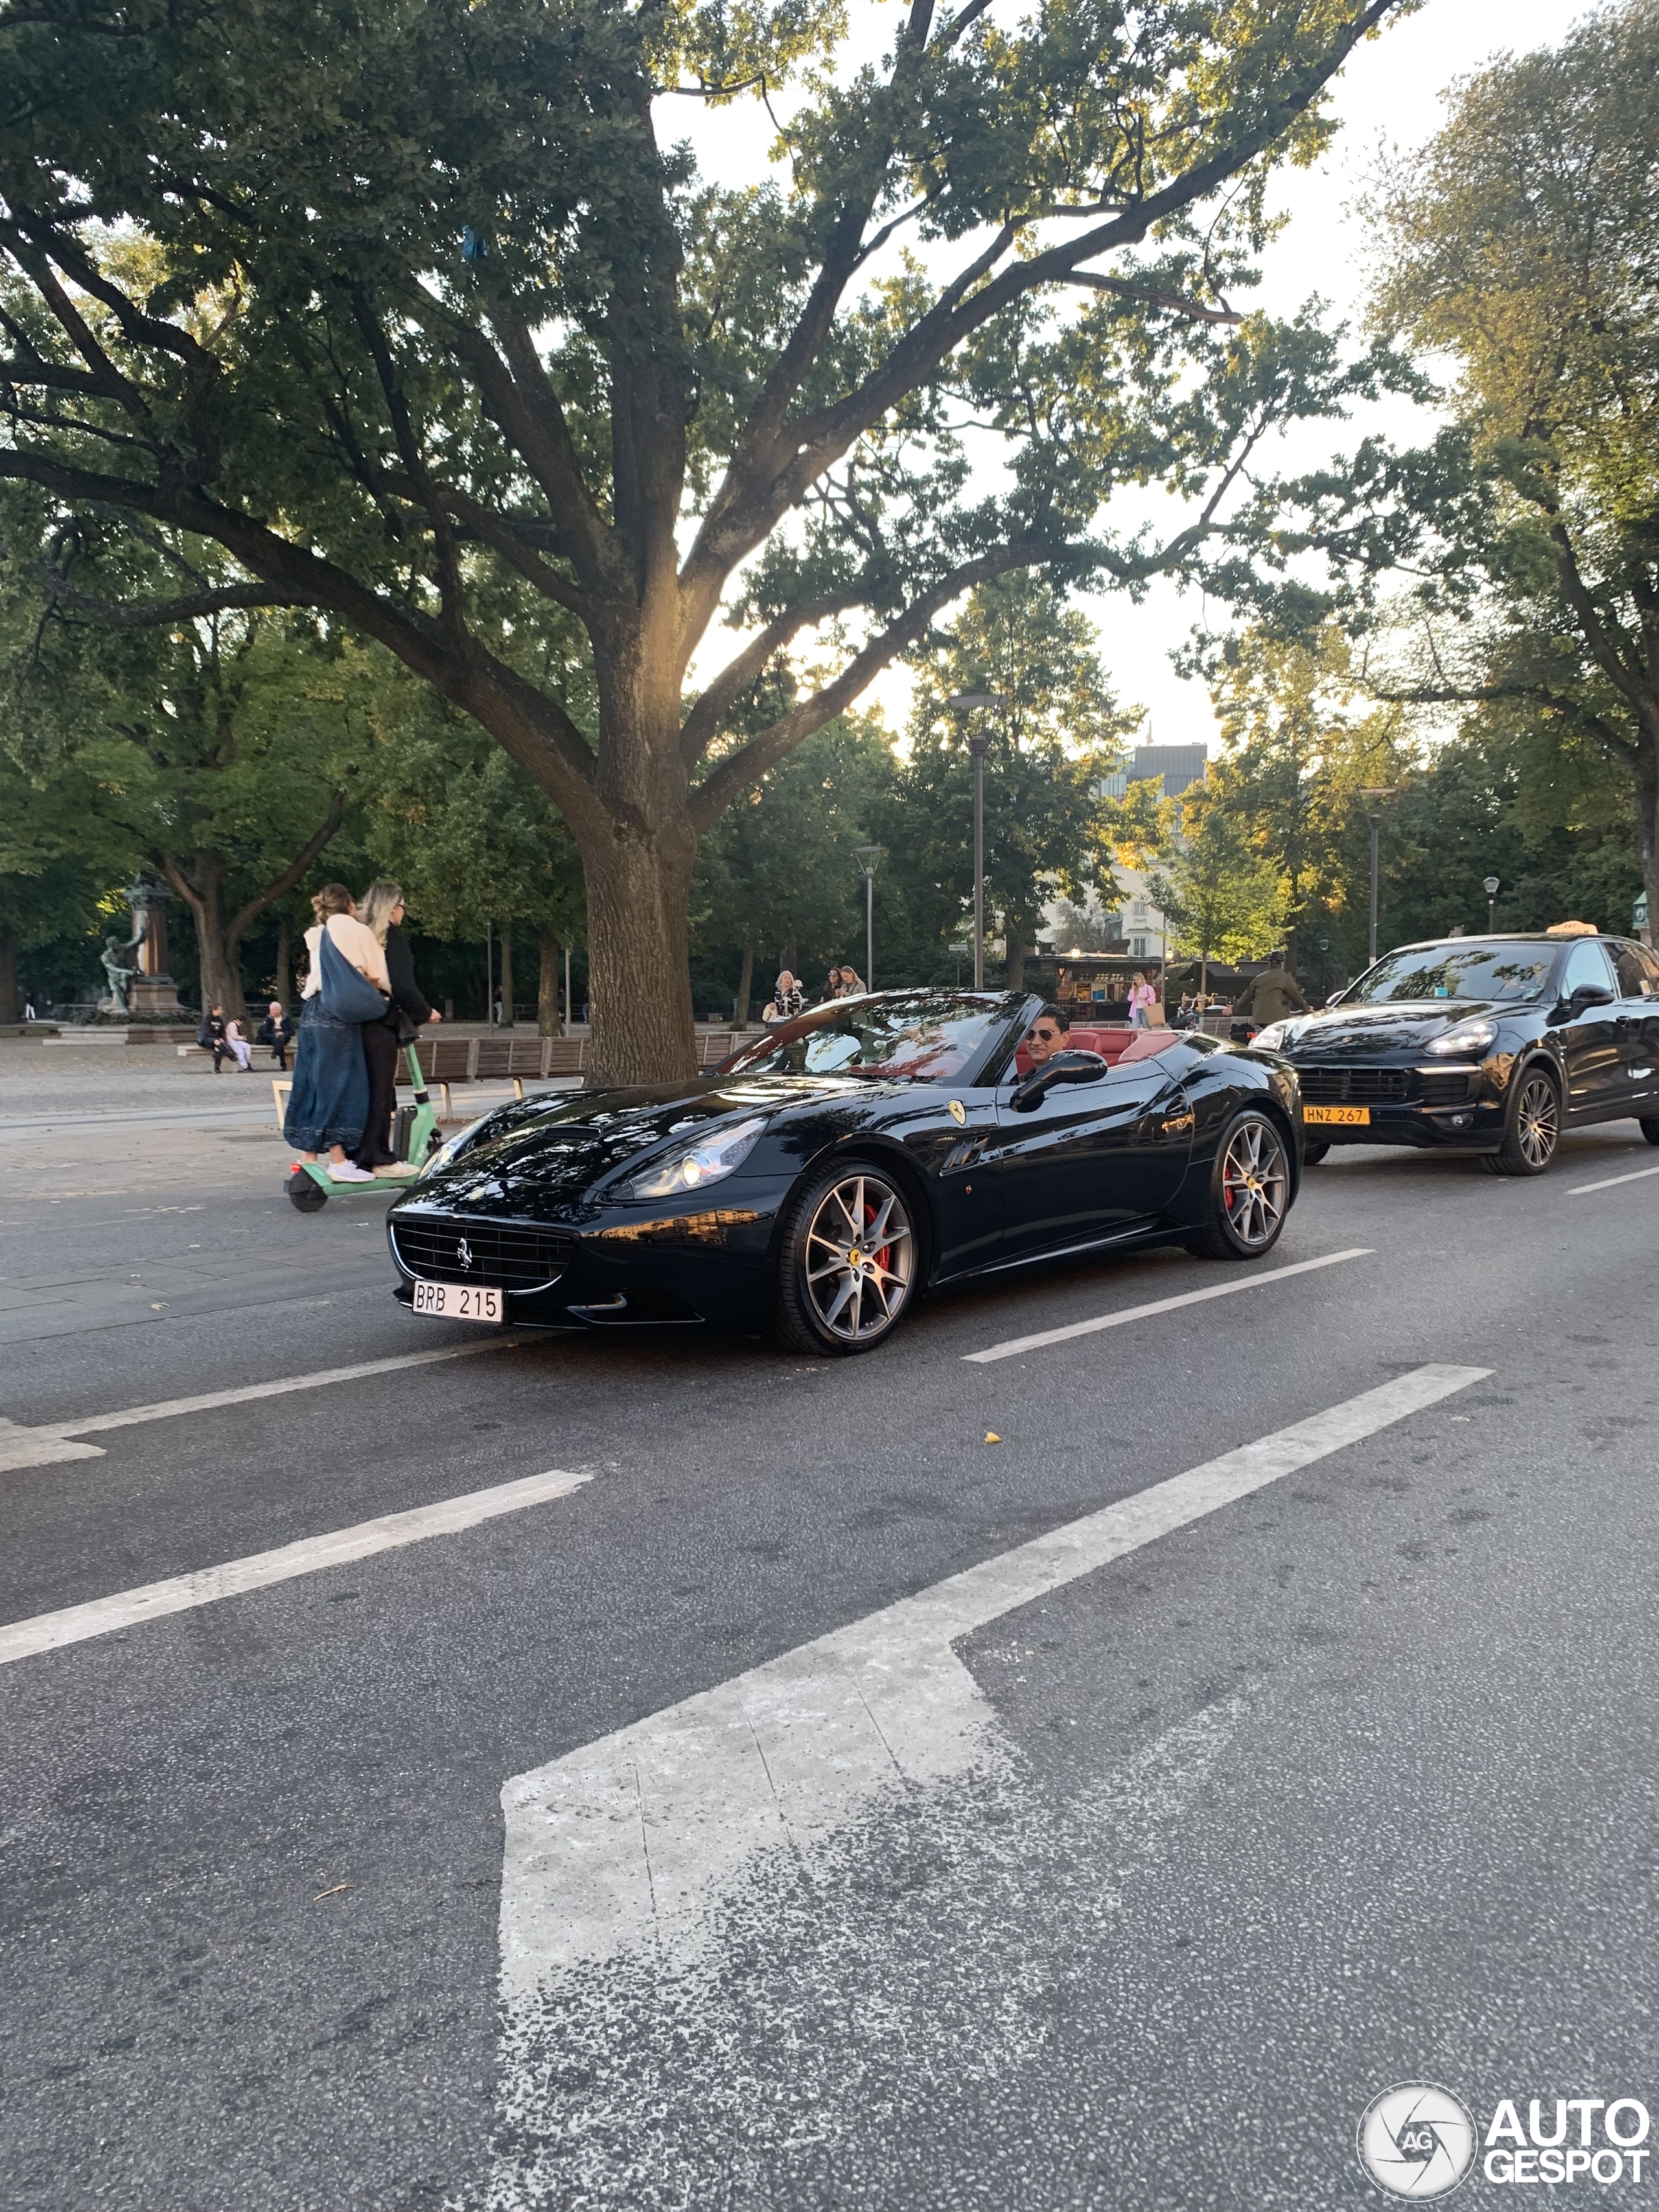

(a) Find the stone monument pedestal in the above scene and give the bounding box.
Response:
[123,875,187,1017]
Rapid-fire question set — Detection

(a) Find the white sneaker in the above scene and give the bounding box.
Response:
[372,1161,420,1178]
[329,1160,377,1183]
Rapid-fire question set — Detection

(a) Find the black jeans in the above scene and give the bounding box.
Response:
[354,1019,400,1167]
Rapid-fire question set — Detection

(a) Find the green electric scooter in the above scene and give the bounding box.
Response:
[284,1040,441,1211]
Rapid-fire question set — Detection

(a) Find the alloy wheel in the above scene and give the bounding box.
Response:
[1516,1073,1559,1169]
[1220,1115,1289,1250]
[803,1171,915,1344]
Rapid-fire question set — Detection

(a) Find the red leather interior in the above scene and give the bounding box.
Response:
[1012,1026,1178,1075]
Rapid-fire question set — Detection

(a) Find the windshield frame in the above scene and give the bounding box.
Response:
[1340,940,1564,1009]
[715,990,1027,1088]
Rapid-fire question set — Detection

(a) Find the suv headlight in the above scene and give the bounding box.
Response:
[625,1114,769,1200]
[1427,1019,1498,1056]
[1253,1021,1289,1051]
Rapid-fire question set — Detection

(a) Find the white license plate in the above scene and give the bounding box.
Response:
[411,1278,502,1324]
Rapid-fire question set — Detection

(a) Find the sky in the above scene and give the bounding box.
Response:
[666,0,1590,752]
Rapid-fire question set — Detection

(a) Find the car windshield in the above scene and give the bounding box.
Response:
[1346,944,1555,1005]
[721,994,1008,1082]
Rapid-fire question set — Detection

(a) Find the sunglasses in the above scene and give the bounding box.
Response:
[1025,1025,1060,1042]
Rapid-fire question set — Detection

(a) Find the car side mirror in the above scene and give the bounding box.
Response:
[1009,1047,1108,1113]
[1566,982,1615,1014]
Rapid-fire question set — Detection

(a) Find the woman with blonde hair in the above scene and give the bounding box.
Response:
[281,884,390,1180]
[352,881,441,1176]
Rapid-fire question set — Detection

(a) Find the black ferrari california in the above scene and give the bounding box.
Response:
[1252,932,1659,1174]
[386,990,1304,1355]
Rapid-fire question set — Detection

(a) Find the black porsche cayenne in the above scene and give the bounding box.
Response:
[1252,933,1659,1174]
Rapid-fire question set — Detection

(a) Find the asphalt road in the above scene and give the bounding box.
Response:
[3,1071,1658,2211]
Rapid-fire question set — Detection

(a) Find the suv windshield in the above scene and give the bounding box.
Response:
[1347,944,1555,1005]
[721,994,1008,1082]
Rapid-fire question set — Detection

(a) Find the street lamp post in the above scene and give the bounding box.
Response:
[1358,787,1395,966]
[1483,876,1500,933]
[945,692,1009,991]
[853,845,885,989]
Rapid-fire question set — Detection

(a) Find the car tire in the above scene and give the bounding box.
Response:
[1302,1141,1330,1166]
[772,1156,920,1356]
[1482,1064,1561,1176]
[1184,1108,1292,1262]
[1641,1117,1659,1148]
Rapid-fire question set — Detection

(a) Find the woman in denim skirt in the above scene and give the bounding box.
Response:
[283,884,389,1183]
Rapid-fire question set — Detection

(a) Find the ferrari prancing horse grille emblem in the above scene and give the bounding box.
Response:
[457,1237,474,1272]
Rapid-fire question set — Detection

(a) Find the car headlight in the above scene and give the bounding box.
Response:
[625,1114,769,1200]
[419,1115,491,1177]
[1253,1021,1289,1051]
[1428,1019,1498,1057]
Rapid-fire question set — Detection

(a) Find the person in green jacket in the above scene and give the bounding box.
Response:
[1239,951,1309,1027]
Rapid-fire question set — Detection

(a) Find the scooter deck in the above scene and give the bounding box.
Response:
[294,1161,406,1196]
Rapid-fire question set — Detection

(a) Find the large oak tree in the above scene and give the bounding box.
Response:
[0,0,1406,1080]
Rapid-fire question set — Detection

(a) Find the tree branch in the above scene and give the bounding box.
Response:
[687,540,1085,830]
[679,585,872,767]
[1369,673,1641,763]
[1057,273,1242,326]
[226,789,347,946]
[435,301,620,596]
[0,449,601,804]
[36,568,294,626]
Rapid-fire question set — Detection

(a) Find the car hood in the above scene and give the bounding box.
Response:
[1278,1000,1516,1056]
[396,1073,891,1217]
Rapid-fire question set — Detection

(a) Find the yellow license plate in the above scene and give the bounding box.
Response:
[1305,1104,1370,1126]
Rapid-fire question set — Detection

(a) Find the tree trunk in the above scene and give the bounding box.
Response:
[1004,939,1028,994]
[167,854,248,1023]
[498,919,515,1028]
[735,944,754,1026]
[1639,773,1659,949]
[537,928,563,1035]
[580,820,698,1087]
[274,913,292,1009]
[780,940,797,980]
[0,931,17,1025]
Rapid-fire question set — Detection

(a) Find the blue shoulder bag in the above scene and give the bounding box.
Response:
[317,924,391,1023]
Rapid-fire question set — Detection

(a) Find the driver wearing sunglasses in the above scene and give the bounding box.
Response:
[1023,1003,1071,1067]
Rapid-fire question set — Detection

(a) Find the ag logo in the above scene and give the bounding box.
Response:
[1357,2082,1477,2199]
[948,1099,967,1126]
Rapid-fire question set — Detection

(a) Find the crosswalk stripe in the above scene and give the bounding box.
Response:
[0,1466,590,1667]
[963,1246,1372,1364]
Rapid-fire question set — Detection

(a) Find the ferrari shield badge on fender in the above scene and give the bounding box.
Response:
[948,1099,967,1125]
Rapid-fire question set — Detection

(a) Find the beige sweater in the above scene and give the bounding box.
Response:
[301,913,390,999]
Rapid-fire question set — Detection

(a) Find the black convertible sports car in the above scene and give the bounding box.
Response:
[386,990,1303,1355]
[1251,932,1659,1174]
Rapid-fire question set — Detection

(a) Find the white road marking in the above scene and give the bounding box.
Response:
[963,1246,1373,1364]
[496,1362,1485,1997]
[0,1465,590,1667]
[0,1337,522,1472]
[1568,1162,1659,1196]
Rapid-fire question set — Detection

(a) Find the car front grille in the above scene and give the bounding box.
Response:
[390,1216,577,1291]
[1297,1065,1410,1104]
